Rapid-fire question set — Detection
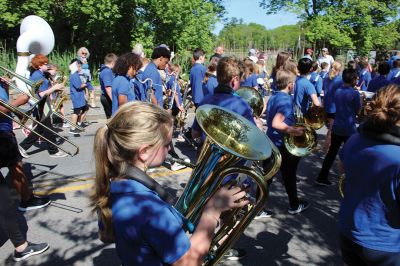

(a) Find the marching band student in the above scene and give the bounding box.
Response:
[203,63,218,96]
[132,57,149,102]
[18,54,67,158]
[322,61,343,152]
[46,63,68,128]
[387,59,400,82]
[315,68,361,186]
[387,50,400,68]
[166,64,185,141]
[319,62,329,79]
[339,84,400,265]
[309,61,323,100]
[111,53,142,116]
[240,58,258,88]
[69,59,90,135]
[99,53,117,119]
[367,62,391,93]
[270,51,291,94]
[0,78,51,211]
[190,48,207,108]
[294,58,321,115]
[357,60,371,91]
[91,101,248,266]
[142,47,171,107]
[266,69,309,214]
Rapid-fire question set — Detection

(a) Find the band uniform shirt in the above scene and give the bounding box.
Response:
[294,76,317,115]
[132,70,146,101]
[142,62,163,107]
[0,84,12,132]
[387,67,400,82]
[240,73,258,87]
[69,71,87,109]
[319,70,329,80]
[111,179,190,266]
[266,91,295,148]
[111,75,135,116]
[332,86,361,136]
[203,74,218,96]
[323,75,343,114]
[309,72,323,97]
[189,63,206,105]
[357,68,371,91]
[166,75,182,108]
[367,75,392,93]
[30,69,50,97]
[99,65,114,98]
[388,55,400,68]
[339,133,400,252]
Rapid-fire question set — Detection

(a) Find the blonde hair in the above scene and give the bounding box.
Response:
[329,61,343,80]
[77,47,90,58]
[90,101,173,237]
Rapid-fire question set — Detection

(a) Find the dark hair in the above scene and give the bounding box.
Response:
[216,56,240,84]
[271,51,291,77]
[363,84,400,132]
[193,48,205,61]
[378,62,390,75]
[311,61,319,72]
[297,58,313,75]
[70,58,83,65]
[113,52,142,75]
[347,60,357,70]
[342,68,358,84]
[393,59,400,68]
[151,47,171,60]
[359,60,368,69]
[320,62,329,70]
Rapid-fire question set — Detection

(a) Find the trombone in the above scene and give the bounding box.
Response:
[0,97,79,156]
[0,66,83,131]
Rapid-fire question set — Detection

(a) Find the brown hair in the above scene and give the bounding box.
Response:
[364,84,400,132]
[217,56,240,84]
[283,59,298,76]
[90,101,173,238]
[30,54,49,69]
[276,70,296,91]
[271,51,291,77]
[242,58,255,80]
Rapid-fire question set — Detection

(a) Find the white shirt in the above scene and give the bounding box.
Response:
[317,55,334,70]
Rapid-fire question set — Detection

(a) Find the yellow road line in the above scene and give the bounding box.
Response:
[34,183,94,195]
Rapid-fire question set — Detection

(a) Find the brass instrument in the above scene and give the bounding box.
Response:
[174,105,281,265]
[176,81,191,128]
[0,98,79,156]
[136,78,154,103]
[236,86,264,118]
[357,91,375,123]
[284,106,318,157]
[304,104,327,130]
[0,65,43,99]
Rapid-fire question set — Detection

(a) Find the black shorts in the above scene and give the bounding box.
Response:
[73,104,89,115]
[326,112,335,119]
[0,131,22,168]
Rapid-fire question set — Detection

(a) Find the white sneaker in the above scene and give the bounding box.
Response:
[18,146,30,158]
[62,122,70,128]
[49,151,68,158]
[171,162,186,171]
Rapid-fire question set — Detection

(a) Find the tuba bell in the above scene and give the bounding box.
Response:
[174,104,281,265]
[236,86,264,118]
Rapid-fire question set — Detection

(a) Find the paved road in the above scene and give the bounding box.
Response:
[0,100,343,266]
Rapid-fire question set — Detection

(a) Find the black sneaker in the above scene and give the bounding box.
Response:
[288,201,310,214]
[254,209,273,220]
[69,128,81,135]
[14,242,49,261]
[19,196,51,211]
[315,178,332,186]
[221,248,246,261]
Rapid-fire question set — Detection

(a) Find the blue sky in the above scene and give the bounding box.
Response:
[213,0,300,34]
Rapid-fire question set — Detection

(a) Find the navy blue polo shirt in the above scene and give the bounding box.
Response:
[111,75,135,116]
[294,76,317,114]
[357,68,371,91]
[266,91,295,147]
[332,86,361,136]
[0,85,12,132]
[203,75,218,96]
[111,179,190,265]
[387,68,400,82]
[166,75,182,107]
[30,69,49,96]
[69,72,87,109]
[367,75,392,93]
[99,65,114,97]
[323,75,343,114]
[142,62,163,107]
[240,74,258,87]
[309,72,323,96]
[319,70,328,79]
[190,63,206,104]
[339,133,400,252]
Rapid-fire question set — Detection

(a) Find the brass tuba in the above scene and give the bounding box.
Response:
[174,104,281,265]
[236,86,264,118]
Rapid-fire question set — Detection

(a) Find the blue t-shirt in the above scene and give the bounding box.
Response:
[69,72,87,109]
[332,86,361,136]
[111,75,135,116]
[190,63,206,104]
[30,69,49,96]
[266,91,295,147]
[240,74,258,87]
[192,84,254,134]
[142,62,163,107]
[132,70,146,101]
[319,70,329,79]
[166,75,182,107]
[294,76,317,114]
[203,75,218,96]
[99,65,114,97]
[339,133,400,252]
[357,68,371,91]
[111,179,190,266]
[367,75,391,93]
[0,85,12,132]
[309,72,323,97]
[387,68,400,82]
[323,75,343,114]
[269,73,277,94]
[388,55,400,68]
